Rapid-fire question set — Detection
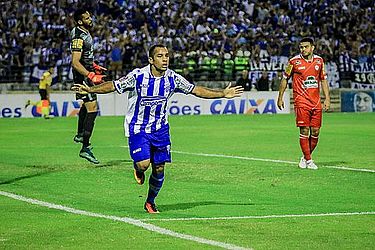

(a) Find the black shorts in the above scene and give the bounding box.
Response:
[74,77,97,103]
[76,92,97,102]
[39,89,48,100]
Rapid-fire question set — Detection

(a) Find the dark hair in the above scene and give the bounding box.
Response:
[300,37,314,45]
[149,44,167,58]
[74,9,88,23]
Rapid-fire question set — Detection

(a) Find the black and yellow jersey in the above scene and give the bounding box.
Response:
[70,26,94,83]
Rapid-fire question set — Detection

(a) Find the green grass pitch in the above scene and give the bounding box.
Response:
[0,113,374,249]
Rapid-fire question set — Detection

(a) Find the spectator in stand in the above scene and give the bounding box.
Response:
[236,70,252,91]
[256,71,270,91]
[0,0,374,84]
[0,47,10,78]
[109,40,124,79]
[271,71,282,91]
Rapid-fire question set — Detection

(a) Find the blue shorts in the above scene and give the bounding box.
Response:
[128,126,171,165]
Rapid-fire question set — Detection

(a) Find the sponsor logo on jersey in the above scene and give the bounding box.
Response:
[298,66,306,70]
[140,96,167,107]
[303,76,318,88]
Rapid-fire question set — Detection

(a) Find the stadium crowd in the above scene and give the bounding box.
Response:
[0,0,374,84]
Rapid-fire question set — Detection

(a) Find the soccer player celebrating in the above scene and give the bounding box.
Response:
[70,9,106,164]
[277,37,330,170]
[72,44,244,213]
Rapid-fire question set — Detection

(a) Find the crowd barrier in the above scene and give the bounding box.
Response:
[1,89,374,118]
[0,91,290,118]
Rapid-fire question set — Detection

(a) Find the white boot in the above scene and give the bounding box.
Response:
[306,160,318,170]
[298,156,307,169]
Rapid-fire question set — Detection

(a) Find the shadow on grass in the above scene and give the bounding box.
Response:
[95,159,133,168]
[0,171,55,185]
[160,201,255,212]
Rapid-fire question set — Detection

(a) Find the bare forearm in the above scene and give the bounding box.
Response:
[87,81,115,94]
[321,80,330,100]
[278,78,288,99]
[72,60,90,77]
[192,86,224,99]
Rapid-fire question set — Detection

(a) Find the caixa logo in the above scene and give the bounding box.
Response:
[31,101,101,117]
[210,99,277,114]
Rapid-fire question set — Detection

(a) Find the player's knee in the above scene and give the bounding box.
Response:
[152,164,165,173]
[311,127,320,136]
[85,101,98,112]
[136,160,150,171]
[299,127,309,135]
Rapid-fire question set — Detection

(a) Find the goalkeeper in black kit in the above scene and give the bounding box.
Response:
[70,8,107,164]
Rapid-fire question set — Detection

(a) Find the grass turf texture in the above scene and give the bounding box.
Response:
[0,113,374,249]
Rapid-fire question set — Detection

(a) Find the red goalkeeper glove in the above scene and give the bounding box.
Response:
[93,62,107,74]
[87,72,104,85]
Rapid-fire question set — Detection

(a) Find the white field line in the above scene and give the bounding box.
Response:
[0,191,250,250]
[120,145,375,173]
[141,211,375,222]
[170,150,375,173]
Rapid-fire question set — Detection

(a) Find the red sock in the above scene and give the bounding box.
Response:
[299,134,311,161]
[310,135,319,153]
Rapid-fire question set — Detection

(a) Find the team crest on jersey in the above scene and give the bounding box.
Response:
[295,60,301,65]
[315,65,319,71]
[316,60,321,64]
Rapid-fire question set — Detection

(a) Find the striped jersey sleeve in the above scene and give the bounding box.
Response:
[174,73,195,94]
[113,70,137,94]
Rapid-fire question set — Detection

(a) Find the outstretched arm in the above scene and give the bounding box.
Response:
[191,83,244,99]
[71,81,115,94]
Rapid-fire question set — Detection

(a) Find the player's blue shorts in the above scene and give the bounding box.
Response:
[128,125,171,165]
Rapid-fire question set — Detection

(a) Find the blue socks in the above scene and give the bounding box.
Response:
[147,171,164,204]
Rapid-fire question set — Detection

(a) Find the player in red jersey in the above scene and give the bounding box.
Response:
[277,37,330,170]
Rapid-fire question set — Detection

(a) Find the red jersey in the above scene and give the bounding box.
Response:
[283,54,327,110]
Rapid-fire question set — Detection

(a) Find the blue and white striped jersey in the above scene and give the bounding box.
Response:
[113,65,195,136]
